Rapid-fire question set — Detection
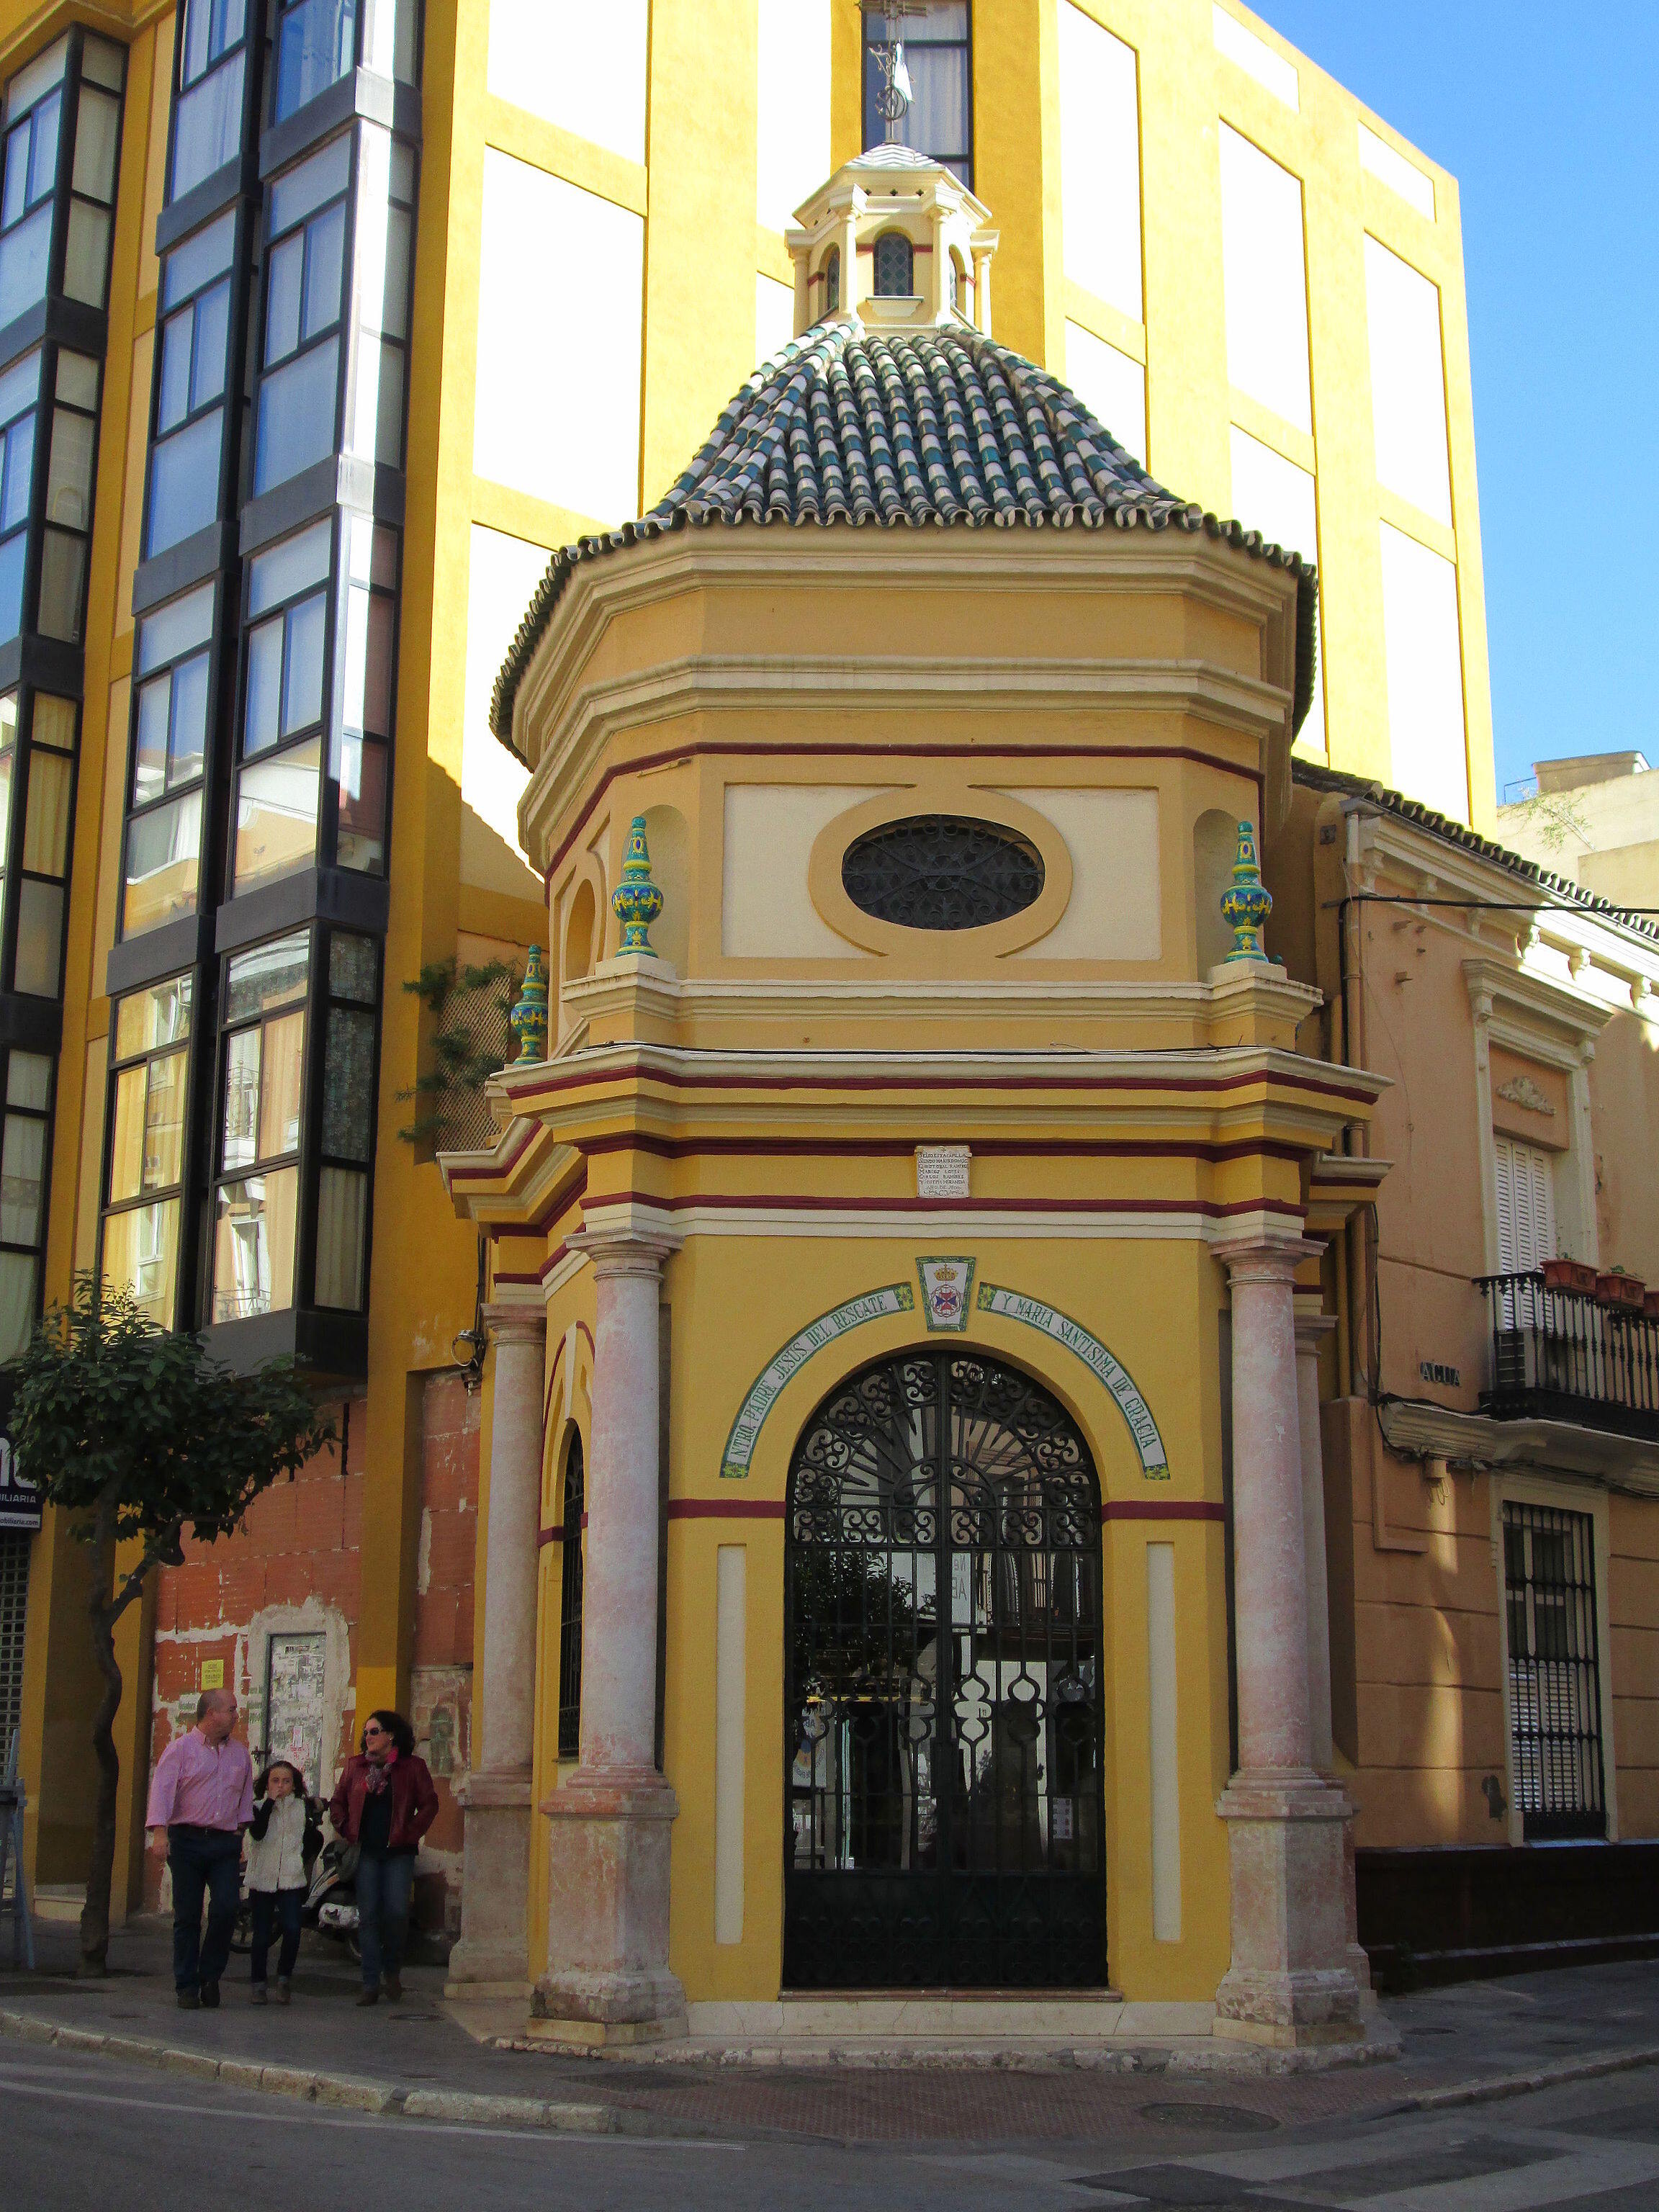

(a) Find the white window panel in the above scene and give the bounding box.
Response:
[1228,425,1323,751]
[485,0,648,166]
[1218,125,1310,433]
[1359,122,1434,221]
[1212,5,1298,110]
[1365,235,1451,526]
[755,271,793,369]
[462,524,547,890]
[1058,4,1142,323]
[1379,521,1467,823]
[1064,321,1146,469]
[1495,1136,1556,1274]
[757,0,831,231]
[474,153,643,523]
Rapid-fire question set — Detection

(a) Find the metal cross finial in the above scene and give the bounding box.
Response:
[868,2,925,142]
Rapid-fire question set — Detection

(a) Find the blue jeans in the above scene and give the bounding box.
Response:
[356,1851,415,1990]
[249,1886,305,1983]
[167,1825,241,1993]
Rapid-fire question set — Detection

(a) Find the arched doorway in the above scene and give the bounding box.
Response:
[784,1349,1106,1989]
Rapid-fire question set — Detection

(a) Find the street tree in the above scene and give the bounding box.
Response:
[8,1276,334,1974]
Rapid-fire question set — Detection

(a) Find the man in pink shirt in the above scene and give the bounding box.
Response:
[145,1686,253,2009]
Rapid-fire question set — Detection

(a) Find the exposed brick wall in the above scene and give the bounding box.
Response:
[142,1374,480,1928]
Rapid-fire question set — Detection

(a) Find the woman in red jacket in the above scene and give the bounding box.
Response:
[328,1710,439,2005]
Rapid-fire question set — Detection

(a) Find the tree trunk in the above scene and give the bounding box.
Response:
[79,1507,123,1977]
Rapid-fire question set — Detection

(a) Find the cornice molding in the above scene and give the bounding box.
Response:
[1378,1398,1659,1497]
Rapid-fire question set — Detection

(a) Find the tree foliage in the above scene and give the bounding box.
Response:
[9,1276,335,1973]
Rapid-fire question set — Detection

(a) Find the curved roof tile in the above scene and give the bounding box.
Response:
[491,323,1318,748]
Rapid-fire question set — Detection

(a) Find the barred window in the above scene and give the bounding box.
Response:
[1502,1500,1606,1840]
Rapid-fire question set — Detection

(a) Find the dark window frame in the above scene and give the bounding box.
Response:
[143,204,244,561]
[252,127,354,500]
[860,1,974,187]
[0,1040,57,1359]
[230,510,336,894]
[166,0,256,206]
[0,683,83,1005]
[99,968,197,1332]
[117,576,224,943]
[210,922,313,1326]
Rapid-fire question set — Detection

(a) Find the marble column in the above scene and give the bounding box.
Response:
[1293,1310,1336,1774]
[447,1303,546,1995]
[534,1223,685,2046]
[1213,1236,1364,2047]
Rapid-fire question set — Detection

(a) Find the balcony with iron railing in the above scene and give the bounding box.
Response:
[1475,1271,1659,1442]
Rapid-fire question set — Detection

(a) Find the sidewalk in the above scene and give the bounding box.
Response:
[4,1915,1658,2146]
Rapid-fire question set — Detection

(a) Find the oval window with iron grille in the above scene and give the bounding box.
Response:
[840,814,1045,931]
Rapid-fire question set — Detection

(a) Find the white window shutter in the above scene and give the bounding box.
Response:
[1496,1136,1518,1272]
[1496,1135,1555,1272]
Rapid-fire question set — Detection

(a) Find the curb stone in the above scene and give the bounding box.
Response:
[1390,2043,1659,2115]
[0,2007,613,2132]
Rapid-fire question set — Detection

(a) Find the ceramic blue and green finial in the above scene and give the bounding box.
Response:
[611,815,663,953]
[510,944,549,1062]
[1220,819,1272,961]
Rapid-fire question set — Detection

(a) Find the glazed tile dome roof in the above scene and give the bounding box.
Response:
[491,323,1318,747]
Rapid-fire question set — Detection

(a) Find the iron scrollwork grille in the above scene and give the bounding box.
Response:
[784,1348,1106,1989]
[1501,1500,1606,1840]
[840,814,1045,931]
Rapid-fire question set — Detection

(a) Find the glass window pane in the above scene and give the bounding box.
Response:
[222,1025,260,1169]
[264,230,302,364]
[258,1007,306,1159]
[37,526,88,642]
[31,691,72,750]
[1,411,34,529]
[247,517,331,613]
[314,1164,365,1307]
[46,406,94,529]
[283,591,325,734]
[143,1049,188,1190]
[161,208,235,310]
[0,202,53,325]
[0,350,39,428]
[170,53,245,201]
[328,930,377,1002]
[0,745,12,857]
[63,202,112,307]
[81,38,127,94]
[190,278,230,410]
[22,745,71,874]
[6,1050,49,1108]
[233,735,320,886]
[333,732,385,873]
[157,309,194,431]
[303,199,346,338]
[274,0,356,122]
[137,581,215,675]
[322,1004,373,1158]
[1,1111,45,1244]
[168,652,209,786]
[225,929,309,1020]
[108,1061,146,1200]
[2,130,28,228]
[6,37,68,117]
[253,338,338,493]
[212,1165,298,1322]
[114,974,192,1059]
[0,531,25,646]
[349,334,403,467]
[14,876,63,995]
[123,788,202,935]
[55,350,98,408]
[72,86,121,202]
[102,1197,179,1329]
[0,1250,36,1359]
[269,133,351,236]
[26,94,60,203]
[244,615,282,755]
[146,409,222,557]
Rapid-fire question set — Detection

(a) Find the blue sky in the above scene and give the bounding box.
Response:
[1252,4,1658,800]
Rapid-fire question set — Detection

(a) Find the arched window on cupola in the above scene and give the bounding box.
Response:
[873,230,914,297]
[824,246,841,315]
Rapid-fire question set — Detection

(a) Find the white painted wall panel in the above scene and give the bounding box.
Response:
[1218,125,1310,433]
[1380,521,1468,822]
[1064,322,1146,468]
[1365,236,1452,526]
[462,524,547,894]
[714,1546,747,1946]
[1146,1542,1182,1943]
[1058,4,1142,322]
[1359,122,1435,220]
[757,0,832,231]
[474,153,643,523]
[1007,788,1162,961]
[1213,4,1298,109]
[755,271,793,368]
[1228,425,1325,751]
[486,0,649,165]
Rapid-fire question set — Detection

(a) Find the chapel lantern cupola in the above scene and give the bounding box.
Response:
[786,146,998,341]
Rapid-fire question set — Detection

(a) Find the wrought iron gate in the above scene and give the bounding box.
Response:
[784,1349,1106,1988]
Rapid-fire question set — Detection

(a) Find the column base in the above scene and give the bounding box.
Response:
[444,1766,534,1997]
[1213,1770,1365,2049]
[533,1768,686,2046]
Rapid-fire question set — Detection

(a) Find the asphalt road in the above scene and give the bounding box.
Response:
[7,2041,1659,2211]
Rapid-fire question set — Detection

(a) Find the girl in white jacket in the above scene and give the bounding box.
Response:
[244,1761,320,2003]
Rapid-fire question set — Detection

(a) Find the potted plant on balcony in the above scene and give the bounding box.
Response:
[1542,1257,1598,1296]
[1596,1267,1647,1312]
[1645,1289,1659,1321]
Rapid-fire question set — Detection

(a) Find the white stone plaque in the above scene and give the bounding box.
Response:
[916,1145,971,1199]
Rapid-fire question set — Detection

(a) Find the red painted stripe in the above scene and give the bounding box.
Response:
[579,1131,1308,1167]
[667,1499,788,1521]
[581,1187,1305,1223]
[544,742,1264,885]
[1102,1501,1226,1523]
[508,1058,1373,1109]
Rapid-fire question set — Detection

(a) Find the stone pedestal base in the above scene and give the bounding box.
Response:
[444,1766,533,1997]
[1213,1771,1366,2049]
[531,1770,686,2049]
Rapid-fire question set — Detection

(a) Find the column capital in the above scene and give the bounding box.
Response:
[568,1203,682,1280]
[483,1301,548,1347]
[1293,1306,1337,1352]
[1210,1231,1323,1287]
